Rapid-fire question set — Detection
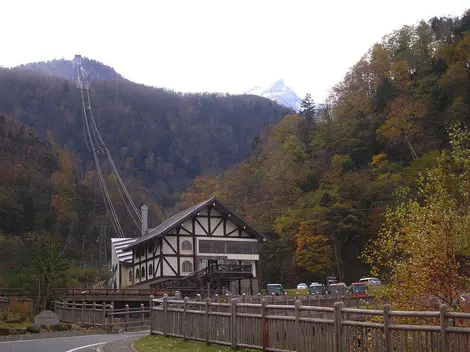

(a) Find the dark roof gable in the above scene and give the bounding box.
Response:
[123,197,265,251]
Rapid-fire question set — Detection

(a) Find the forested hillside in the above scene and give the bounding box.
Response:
[0,113,106,280]
[178,10,470,286]
[0,67,290,209]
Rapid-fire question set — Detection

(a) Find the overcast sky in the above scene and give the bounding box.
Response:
[2,0,469,102]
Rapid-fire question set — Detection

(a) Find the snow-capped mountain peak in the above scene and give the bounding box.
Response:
[246,79,302,112]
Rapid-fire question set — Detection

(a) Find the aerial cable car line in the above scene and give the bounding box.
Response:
[75,61,125,238]
[74,55,141,237]
[78,66,141,224]
[82,79,142,226]
[75,58,139,235]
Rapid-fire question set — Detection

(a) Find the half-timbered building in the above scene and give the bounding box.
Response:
[123,197,265,295]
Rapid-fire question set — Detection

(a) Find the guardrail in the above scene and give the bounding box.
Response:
[149,295,470,352]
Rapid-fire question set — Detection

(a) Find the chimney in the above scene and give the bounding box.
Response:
[141,205,148,237]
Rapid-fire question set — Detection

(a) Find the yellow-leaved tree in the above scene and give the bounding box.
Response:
[295,220,332,275]
[364,123,470,311]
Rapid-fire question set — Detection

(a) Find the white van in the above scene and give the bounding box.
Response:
[359,277,382,286]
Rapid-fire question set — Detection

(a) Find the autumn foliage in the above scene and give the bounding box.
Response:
[364,125,470,311]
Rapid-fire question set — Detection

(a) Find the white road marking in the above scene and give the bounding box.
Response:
[0,331,147,344]
[0,334,101,344]
[65,342,106,352]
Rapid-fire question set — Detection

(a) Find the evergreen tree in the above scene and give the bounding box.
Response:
[300,93,316,121]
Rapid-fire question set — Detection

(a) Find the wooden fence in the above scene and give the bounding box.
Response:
[54,301,150,331]
[149,295,470,352]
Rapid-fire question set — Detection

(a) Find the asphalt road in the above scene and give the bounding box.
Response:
[0,331,147,352]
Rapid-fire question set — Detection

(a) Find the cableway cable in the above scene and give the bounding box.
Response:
[74,56,141,237]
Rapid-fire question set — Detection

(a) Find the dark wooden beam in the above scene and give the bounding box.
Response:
[163,237,177,254]
[208,207,211,236]
[177,227,181,276]
[160,238,163,277]
[192,217,197,270]
[162,256,178,276]
[195,218,209,235]
[211,218,223,236]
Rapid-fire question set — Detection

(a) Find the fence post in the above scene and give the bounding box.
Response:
[125,304,129,331]
[92,302,96,325]
[183,297,189,341]
[230,298,237,349]
[294,300,301,351]
[440,304,449,352]
[383,304,393,352]
[140,303,145,325]
[102,302,107,328]
[162,294,169,337]
[149,295,154,333]
[175,291,181,300]
[82,301,86,325]
[334,301,344,352]
[30,299,34,320]
[261,299,268,351]
[205,297,211,344]
[109,303,114,331]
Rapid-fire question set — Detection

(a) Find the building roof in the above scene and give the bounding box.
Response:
[123,197,265,252]
[111,238,137,263]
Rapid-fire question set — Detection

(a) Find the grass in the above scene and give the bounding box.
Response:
[0,320,31,328]
[134,336,256,352]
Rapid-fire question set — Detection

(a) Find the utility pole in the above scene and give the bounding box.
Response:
[96,224,108,268]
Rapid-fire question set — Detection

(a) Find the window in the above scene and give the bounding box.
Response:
[213,241,225,253]
[148,243,153,254]
[149,264,153,276]
[182,261,193,273]
[199,240,211,253]
[136,268,140,280]
[141,266,146,279]
[181,240,192,251]
[198,240,257,254]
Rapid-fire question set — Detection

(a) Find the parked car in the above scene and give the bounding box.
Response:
[266,284,285,296]
[329,282,347,295]
[297,283,308,290]
[309,283,327,296]
[350,282,368,298]
[359,277,382,286]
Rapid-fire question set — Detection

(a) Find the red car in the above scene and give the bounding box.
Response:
[350,282,368,298]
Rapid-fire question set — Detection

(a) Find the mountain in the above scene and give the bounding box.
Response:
[16,57,123,82]
[246,79,302,112]
[0,66,291,209]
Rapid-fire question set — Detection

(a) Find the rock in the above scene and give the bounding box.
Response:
[69,324,81,330]
[50,323,69,331]
[27,324,41,333]
[0,326,19,335]
[17,328,28,334]
[34,310,59,326]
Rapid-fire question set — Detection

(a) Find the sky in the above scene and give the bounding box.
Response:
[1,0,469,102]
